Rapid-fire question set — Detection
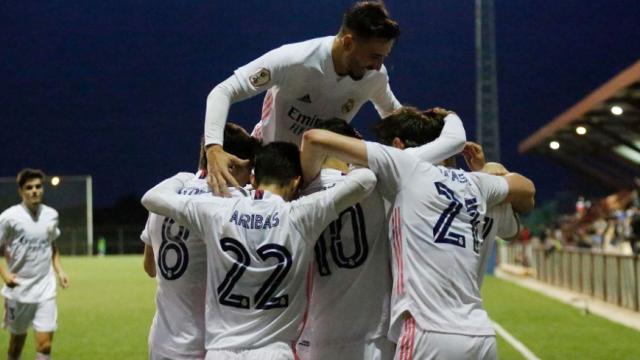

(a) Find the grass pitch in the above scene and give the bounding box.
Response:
[1,256,638,359]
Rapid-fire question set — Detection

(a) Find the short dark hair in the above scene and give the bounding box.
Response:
[315,117,362,139]
[198,123,262,169]
[254,142,302,188]
[340,1,400,41]
[371,106,446,147]
[17,168,45,188]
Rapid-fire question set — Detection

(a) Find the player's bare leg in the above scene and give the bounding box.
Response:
[34,331,53,359]
[8,333,27,360]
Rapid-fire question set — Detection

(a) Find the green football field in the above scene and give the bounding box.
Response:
[1,256,639,359]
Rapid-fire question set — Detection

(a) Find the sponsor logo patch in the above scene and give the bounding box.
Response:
[249,68,271,87]
[297,94,312,103]
[341,98,355,114]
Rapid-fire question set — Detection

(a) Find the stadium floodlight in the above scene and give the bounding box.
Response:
[611,105,623,115]
[51,176,61,186]
[549,141,560,150]
[576,126,587,135]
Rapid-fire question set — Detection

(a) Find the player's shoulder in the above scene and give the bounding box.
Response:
[40,204,58,216]
[0,204,20,220]
[302,168,344,195]
[270,36,332,69]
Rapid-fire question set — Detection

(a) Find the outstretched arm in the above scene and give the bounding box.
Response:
[205,75,253,196]
[405,111,466,163]
[301,129,369,168]
[141,173,195,227]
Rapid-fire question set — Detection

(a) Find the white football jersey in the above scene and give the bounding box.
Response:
[297,169,391,351]
[476,203,519,288]
[0,203,59,303]
[230,36,400,145]
[141,171,222,359]
[141,169,375,351]
[365,142,509,340]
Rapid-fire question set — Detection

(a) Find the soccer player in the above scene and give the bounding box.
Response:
[0,168,70,360]
[203,1,401,195]
[296,113,466,360]
[141,142,376,360]
[301,107,535,359]
[141,123,260,360]
[462,142,522,287]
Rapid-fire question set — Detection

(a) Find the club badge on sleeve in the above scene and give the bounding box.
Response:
[250,68,271,87]
[341,98,355,114]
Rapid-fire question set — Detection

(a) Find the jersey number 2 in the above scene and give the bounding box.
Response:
[217,238,293,310]
[433,182,481,253]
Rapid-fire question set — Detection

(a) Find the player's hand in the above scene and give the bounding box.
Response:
[57,271,70,289]
[462,141,486,171]
[206,145,250,196]
[2,273,19,288]
[482,162,509,176]
[424,107,454,117]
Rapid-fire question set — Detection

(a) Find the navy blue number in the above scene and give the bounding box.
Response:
[433,182,481,253]
[433,182,465,247]
[466,197,481,254]
[255,244,293,309]
[217,238,251,309]
[218,239,292,309]
[158,217,190,280]
[315,204,368,276]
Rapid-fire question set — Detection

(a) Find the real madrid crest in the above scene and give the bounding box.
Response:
[249,68,271,87]
[341,98,355,114]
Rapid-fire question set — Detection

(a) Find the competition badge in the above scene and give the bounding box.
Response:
[249,68,271,87]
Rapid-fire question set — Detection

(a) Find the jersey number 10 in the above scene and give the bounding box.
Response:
[315,204,369,276]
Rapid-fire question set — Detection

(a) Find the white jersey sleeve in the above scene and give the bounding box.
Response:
[290,168,376,242]
[370,66,401,117]
[141,173,222,237]
[140,215,151,245]
[495,204,520,239]
[0,210,12,247]
[204,45,293,145]
[366,141,423,199]
[404,113,466,163]
[48,210,61,242]
[469,172,509,207]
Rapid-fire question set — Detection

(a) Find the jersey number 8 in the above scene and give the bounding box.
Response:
[158,217,190,280]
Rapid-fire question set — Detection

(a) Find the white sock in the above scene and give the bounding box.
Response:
[35,352,51,360]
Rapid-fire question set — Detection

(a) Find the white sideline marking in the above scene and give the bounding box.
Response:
[491,320,541,360]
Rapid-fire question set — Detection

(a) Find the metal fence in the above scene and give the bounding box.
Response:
[500,244,640,312]
[57,226,145,255]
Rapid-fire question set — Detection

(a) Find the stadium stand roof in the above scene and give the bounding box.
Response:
[518,60,640,191]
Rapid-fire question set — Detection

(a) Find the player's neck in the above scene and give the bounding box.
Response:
[256,184,296,202]
[322,158,349,173]
[22,201,40,216]
[331,38,347,76]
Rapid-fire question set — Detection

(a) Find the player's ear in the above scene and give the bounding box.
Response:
[342,33,354,51]
[391,137,405,150]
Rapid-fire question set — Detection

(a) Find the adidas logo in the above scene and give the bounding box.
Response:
[297,94,312,103]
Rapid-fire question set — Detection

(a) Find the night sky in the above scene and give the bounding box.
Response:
[2,1,640,208]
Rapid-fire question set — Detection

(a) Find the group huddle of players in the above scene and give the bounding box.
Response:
[140,2,535,360]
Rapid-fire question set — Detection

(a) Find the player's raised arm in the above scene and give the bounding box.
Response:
[141,173,198,228]
[204,47,287,196]
[404,110,466,163]
[302,129,369,168]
